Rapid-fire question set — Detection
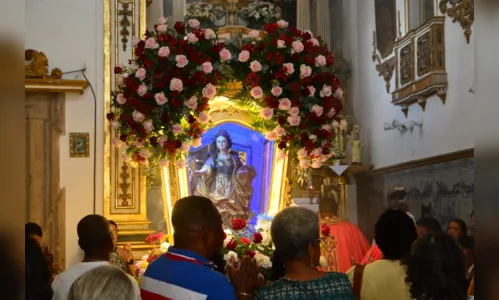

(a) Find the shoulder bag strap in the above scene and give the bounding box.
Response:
[353,264,366,300]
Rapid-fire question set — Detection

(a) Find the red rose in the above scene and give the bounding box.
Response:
[231,218,246,230]
[240,238,251,245]
[223,231,227,240]
[253,232,263,244]
[173,21,185,34]
[226,239,237,250]
[321,224,330,236]
[114,67,122,74]
[106,112,115,121]
[245,250,255,258]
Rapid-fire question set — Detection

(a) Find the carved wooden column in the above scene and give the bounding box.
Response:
[25,49,88,268]
[296,0,311,31]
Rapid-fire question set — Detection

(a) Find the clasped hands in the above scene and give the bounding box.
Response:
[226,256,264,298]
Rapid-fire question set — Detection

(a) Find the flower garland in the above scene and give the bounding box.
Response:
[225,21,345,170]
[238,1,282,30]
[185,3,225,28]
[107,18,227,168]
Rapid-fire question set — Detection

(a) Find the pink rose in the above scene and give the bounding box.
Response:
[172,124,183,135]
[310,38,319,47]
[340,120,348,129]
[158,16,168,24]
[139,149,152,158]
[121,153,131,162]
[219,48,232,62]
[259,107,274,120]
[187,19,200,29]
[158,46,170,57]
[277,20,289,28]
[271,86,283,97]
[250,86,264,99]
[132,110,145,122]
[135,68,146,81]
[158,137,168,147]
[310,147,323,157]
[311,160,322,169]
[320,85,332,97]
[278,98,292,111]
[159,159,168,167]
[143,120,154,132]
[277,150,287,160]
[204,28,216,39]
[238,50,250,62]
[186,33,199,44]
[180,142,190,152]
[283,63,295,75]
[137,84,148,96]
[170,78,183,91]
[307,86,316,97]
[192,138,202,148]
[287,115,301,126]
[334,88,344,100]
[321,124,332,131]
[250,60,262,72]
[311,105,324,117]
[292,41,304,53]
[134,141,144,149]
[327,108,336,117]
[154,92,168,105]
[186,96,198,109]
[299,64,312,78]
[309,135,318,141]
[156,24,168,34]
[111,120,119,129]
[274,126,285,136]
[202,83,217,99]
[332,120,340,129]
[315,55,327,67]
[116,93,127,105]
[299,159,311,169]
[297,148,308,158]
[265,131,278,141]
[145,37,157,49]
[112,138,122,148]
[248,30,260,39]
[198,111,210,124]
[277,40,286,48]
[175,55,189,68]
[288,107,300,117]
[202,62,213,74]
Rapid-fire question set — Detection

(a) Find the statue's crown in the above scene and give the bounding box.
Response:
[215,127,230,139]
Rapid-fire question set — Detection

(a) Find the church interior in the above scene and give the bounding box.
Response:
[22,0,480,285]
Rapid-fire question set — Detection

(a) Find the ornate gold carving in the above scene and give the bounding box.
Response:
[372,32,396,93]
[220,80,243,98]
[400,44,413,85]
[145,0,152,7]
[25,49,63,79]
[439,0,474,44]
[118,3,133,51]
[118,164,133,207]
[417,32,432,77]
[392,18,447,114]
[284,177,293,207]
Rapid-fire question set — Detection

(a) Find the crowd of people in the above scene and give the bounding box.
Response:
[25,195,474,300]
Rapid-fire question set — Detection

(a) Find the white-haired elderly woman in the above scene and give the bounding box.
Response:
[68,265,136,300]
[255,207,356,300]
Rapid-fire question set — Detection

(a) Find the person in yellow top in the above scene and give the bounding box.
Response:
[346,209,418,300]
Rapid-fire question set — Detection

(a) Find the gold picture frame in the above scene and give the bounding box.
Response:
[69,133,90,157]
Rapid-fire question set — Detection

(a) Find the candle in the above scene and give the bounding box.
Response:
[309,186,314,197]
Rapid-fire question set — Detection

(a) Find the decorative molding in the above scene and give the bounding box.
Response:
[25,49,62,79]
[362,148,474,176]
[392,17,447,116]
[439,0,474,44]
[118,2,133,51]
[372,32,396,93]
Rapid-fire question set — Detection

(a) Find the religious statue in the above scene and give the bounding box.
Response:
[349,125,362,164]
[194,128,256,226]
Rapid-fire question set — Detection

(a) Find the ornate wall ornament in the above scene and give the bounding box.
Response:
[372,32,396,93]
[392,17,448,116]
[118,2,133,51]
[118,164,133,207]
[439,0,474,44]
[25,49,62,79]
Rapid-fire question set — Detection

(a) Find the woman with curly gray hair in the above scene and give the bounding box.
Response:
[68,265,136,300]
[255,207,355,299]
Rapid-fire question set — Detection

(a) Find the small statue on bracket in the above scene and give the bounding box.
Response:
[348,124,363,165]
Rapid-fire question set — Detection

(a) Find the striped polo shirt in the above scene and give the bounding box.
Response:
[140,247,236,300]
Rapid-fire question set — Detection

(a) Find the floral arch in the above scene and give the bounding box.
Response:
[107,18,345,232]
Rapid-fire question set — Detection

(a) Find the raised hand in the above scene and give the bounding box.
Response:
[228,256,259,298]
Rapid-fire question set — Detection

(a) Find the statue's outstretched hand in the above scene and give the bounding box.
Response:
[194,169,206,176]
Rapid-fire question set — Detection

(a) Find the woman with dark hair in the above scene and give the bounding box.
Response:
[26,237,53,300]
[447,218,468,240]
[457,235,474,296]
[270,251,286,281]
[255,207,355,299]
[416,217,442,237]
[404,231,468,300]
[346,209,418,300]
